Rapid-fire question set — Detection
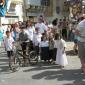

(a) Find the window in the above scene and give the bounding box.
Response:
[41,0,50,6]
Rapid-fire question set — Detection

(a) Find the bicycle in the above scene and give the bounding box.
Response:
[14,40,38,67]
[9,45,21,72]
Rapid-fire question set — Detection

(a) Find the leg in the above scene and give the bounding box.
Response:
[21,43,27,65]
[7,51,12,69]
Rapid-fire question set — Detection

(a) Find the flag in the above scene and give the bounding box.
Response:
[0,0,9,17]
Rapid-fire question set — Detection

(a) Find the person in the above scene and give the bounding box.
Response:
[7,25,11,31]
[58,19,63,34]
[39,36,49,62]
[62,19,68,40]
[0,23,4,47]
[55,33,68,68]
[52,18,58,26]
[19,23,28,66]
[49,33,54,63]
[35,16,47,34]
[3,31,15,69]
[75,17,85,73]
[73,33,78,54]
[33,28,42,55]
[26,20,35,51]
[26,20,35,41]
[52,18,59,34]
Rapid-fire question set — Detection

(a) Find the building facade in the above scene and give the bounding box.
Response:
[1,0,23,24]
[23,0,49,22]
[45,0,69,22]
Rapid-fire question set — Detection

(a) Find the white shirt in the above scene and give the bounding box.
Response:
[35,23,46,34]
[26,26,35,41]
[76,19,85,42]
[4,36,14,51]
[33,32,42,46]
[39,41,49,47]
[54,40,60,48]
[54,39,66,49]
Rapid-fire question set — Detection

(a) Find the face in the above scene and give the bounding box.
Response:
[6,32,10,37]
[20,28,24,32]
[35,28,39,33]
[27,20,32,27]
[43,37,47,41]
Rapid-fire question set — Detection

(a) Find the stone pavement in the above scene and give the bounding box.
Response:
[0,42,85,85]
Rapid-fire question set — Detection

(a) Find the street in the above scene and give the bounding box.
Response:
[0,42,85,85]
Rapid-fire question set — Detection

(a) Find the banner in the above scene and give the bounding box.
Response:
[0,0,8,17]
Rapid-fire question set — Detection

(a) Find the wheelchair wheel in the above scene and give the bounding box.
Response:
[29,51,38,64]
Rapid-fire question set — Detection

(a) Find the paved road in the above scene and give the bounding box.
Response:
[0,42,85,85]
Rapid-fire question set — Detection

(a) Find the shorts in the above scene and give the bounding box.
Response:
[78,41,85,59]
[7,51,13,58]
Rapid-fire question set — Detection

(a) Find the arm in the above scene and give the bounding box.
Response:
[75,29,85,38]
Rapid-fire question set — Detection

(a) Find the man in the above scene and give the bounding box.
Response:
[19,23,28,65]
[76,17,85,73]
[35,15,47,34]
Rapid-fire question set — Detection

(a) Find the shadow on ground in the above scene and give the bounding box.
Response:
[23,63,85,85]
[0,65,12,74]
[31,69,85,85]
[66,50,78,56]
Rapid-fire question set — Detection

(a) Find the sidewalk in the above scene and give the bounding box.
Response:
[0,42,85,85]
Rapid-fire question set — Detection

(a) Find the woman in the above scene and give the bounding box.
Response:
[26,20,35,51]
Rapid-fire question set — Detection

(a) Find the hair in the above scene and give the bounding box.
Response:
[26,20,33,27]
[52,18,58,26]
[41,36,48,41]
[6,31,10,34]
[54,33,61,40]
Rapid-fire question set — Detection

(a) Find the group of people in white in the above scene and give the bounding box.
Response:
[0,15,68,69]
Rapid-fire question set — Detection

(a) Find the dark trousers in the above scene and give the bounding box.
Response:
[53,48,57,61]
[49,49,54,60]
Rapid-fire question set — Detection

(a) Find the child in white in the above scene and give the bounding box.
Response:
[4,33,14,51]
[3,31,14,68]
[55,33,68,68]
[39,36,49,61]
[33,28,42,55]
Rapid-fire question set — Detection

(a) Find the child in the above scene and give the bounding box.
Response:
[39,36,49,62]
[55,33,68,68]
[3,31,15,69]
[49,33,54,63]
[33,28,42,55]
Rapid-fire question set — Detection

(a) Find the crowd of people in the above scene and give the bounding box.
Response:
[0,15,85,73]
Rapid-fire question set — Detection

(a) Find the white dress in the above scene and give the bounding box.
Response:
[56,39,68,66]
